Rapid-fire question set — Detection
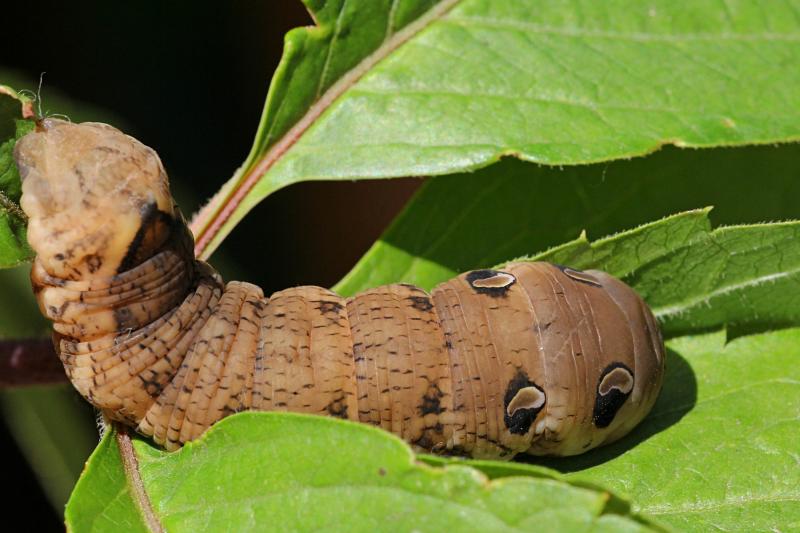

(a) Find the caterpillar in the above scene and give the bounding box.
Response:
[15,119,665,459]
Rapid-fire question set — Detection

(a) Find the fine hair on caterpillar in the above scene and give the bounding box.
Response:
[15,119,665,459]
[18,73,70,123]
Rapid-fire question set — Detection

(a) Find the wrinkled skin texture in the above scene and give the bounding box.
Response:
[16,120,665,458]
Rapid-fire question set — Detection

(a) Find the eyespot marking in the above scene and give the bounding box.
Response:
[552,264,602,287]
[466,269,516,297]
[593,362,634,428]
[503,370,546,435]
[471,273,515,289]
[506,386,546,416]
[598,366,634,396]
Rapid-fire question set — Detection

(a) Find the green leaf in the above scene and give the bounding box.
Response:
[430,328,800,532]
[527,211,800,339]
[419,454,562,481]
[620,222,800,338]
[67,414,657,533]
[527,210,711,280]
[335,145,800,337]
[192,0,800,258]
[245,0,441,164]
[0,86,35,268]
[566,329,800,532]
[336,206,800,530]
[66,431,149,533]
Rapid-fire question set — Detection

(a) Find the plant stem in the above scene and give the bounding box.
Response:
[0,339,67,387]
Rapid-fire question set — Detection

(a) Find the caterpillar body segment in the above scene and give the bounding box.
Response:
[16,120,665,459]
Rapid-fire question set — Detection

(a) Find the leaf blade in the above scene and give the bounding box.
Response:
[67,413,656,532]
[422,328,800,532]
[334,145,800,297]
[194,0,800,258]
[0,86,35,268]
[65,432,149,533]
[191,0,458,256]
[559,329,800,532]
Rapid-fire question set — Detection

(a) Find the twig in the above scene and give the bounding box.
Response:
[0,338,67,387]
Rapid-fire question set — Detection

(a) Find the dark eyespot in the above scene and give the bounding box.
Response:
[466,269,516,297]
[503,370,546,435]
[593,362,634,428]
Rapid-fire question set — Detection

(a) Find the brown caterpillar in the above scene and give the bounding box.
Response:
[15,120,664,459]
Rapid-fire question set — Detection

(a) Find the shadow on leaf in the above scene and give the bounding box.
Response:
[525,346,697,473]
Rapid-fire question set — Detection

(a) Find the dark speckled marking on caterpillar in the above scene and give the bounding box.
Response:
[15,120,666,459]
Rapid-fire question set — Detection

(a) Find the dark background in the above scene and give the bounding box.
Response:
[1,2,419,528]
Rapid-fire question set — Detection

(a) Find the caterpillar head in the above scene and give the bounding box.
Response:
[15,119,184,280]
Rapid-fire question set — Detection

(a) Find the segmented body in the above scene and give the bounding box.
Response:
[16,120,665,458]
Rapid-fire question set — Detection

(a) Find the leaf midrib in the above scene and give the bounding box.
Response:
[443,16,800,42]
[643,493,800,516]
[116,429,164,533]
[191,0,462,259]
[653,263,800,319]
